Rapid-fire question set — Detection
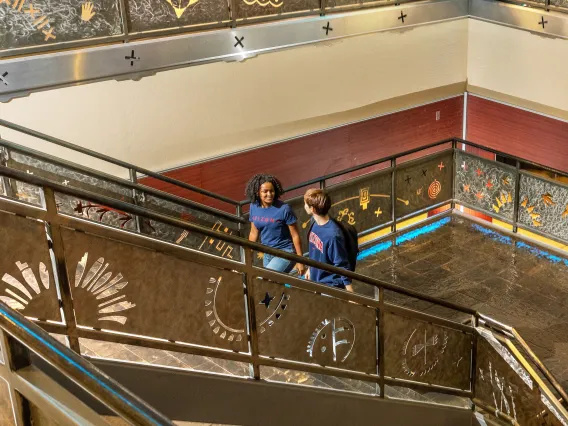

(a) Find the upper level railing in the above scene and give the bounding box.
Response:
[0,134,566,424]
[0,294,175,425]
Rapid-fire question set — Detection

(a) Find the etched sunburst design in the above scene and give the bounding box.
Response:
[205,277,244,342]
[74,253,136,325]
[0,261,50,311]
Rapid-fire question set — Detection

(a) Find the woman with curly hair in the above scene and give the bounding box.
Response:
[246,174,305,275]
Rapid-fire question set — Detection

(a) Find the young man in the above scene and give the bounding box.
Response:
[304,189,353,292]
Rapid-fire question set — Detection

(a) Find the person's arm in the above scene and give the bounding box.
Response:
[328,237,352,290]
[288,223,306,275]
[249,223,259,242]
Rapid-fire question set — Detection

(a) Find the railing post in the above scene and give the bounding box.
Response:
[451,139,457,210]
[470,314,479,410]
[319,179,326,190]
[129,168,143,234]
[0,146,16,199]
[43,187,81,354]
[391,159,396,233]
[378,287,385,398]
[512,160,521,233]
[243,247,261,379]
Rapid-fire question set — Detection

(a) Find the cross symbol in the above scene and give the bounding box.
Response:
[398,11,407,23]
[0,72,8,86]
[539,16,548,28]
[42,27,56,41]
[25,3,39,18]
[422,169,427,177]
[405,175,412,185]
[437,161,445,171]
[322,22,333,35]
[374,208,382,217]
[234,36,244,48]
[124,50,140,66]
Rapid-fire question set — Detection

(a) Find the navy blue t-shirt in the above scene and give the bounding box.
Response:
[308,220,351,288]
[250,200,297,251]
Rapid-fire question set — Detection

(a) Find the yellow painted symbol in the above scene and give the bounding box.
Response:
[12,0,25,10]
[542,193,555,206]
[42,27,56,40]
[463,184,470,193]
[502,176,511,186]
[166,0,199,18]
[337,208,356,225]
[416,187,423,195]
[532,219,542,227]
[81,2,96,21]
[521,197,528,208]
[526,206,535,213]
[500,193,507,205]
[374,208,382,217]
[507,192,512,203]
[495,197,503,208]
[359,187,370,211]
[562,205,568,219]
[492,204,500,213]
[243,0,283,7]
[24,3,39,17]
[396,198,410,206]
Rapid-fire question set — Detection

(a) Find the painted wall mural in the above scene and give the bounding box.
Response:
[518,173,568,242]
[455,151,516,220]
[126,0,229,33]
[383,312,472,390]
[0,211,61,321]
[253,278,376,373]
[0,0,123,50]
[234,0,318,19]
[61,228,248,351]
[395,151,452,218]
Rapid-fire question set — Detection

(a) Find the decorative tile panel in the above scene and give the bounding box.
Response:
[235,0,319,20]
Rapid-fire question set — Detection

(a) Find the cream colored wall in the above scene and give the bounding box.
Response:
[0,19,468,177]
[467,19,568,116]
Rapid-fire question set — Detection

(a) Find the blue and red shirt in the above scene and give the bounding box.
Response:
[249,200,297,251]
[308,220,351,288]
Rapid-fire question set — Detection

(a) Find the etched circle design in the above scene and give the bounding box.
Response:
[428,180,442,200]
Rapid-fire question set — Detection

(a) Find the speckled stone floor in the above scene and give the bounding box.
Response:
[356,215,568,392]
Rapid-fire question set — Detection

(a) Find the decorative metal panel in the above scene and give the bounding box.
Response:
[235,0,319,20]
[55,192,139,232]
[395,151,452,219]
[60,228,247,351]
[325,0,375,7]
[253,278,377,374]
[6,148,133,200]
[141,194,241,261]
[455,151,517,220]
[475,328,544,425]
[127,0,229,33]
[518,173,568,242]
[383,311,472,390]
[0,378,15,426]
[0,211,61,321]
[0,0,123,51]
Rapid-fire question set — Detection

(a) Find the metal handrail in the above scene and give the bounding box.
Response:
[0,301,175,426]
[0,164,475,315]
[0,119,240,207]
[0,137,246,224]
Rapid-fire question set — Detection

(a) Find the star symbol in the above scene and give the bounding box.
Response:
[437,162,445,171]
[463,184,470,192]
[259,292,274,308]
[374,208,382,217]
[475,192,483,200]
[475,168,483,177]
[486,180,493,189]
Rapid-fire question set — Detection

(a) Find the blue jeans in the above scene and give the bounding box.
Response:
[263,247,295,274]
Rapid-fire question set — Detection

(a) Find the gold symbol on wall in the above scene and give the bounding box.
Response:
[502,176,511,186]
[397,198,409,206]
[520,196,541,227]
[243,0,283,7]
[562,205,568,219]
[81,2,96,21]
[492,192,513,214]
[416,187,423,196]
[337,208,355,225]
[205,277,244,342]
[166,0,199,18]
[428,180,441,200]
[1,0,57,40]
[198,221,234,259]
[359,187,370,211]
[374,208,382,217]
[463,184,470,193]
[542,193,555,207]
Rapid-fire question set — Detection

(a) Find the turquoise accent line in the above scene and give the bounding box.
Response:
[395,217,451,246]
[471,224,512,245]
[1,308,160,426]
[357,241,393,260]
[516,241,568,267]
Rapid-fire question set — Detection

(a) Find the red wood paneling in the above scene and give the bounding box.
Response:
[141,97,463,211]
[467,96,568,173]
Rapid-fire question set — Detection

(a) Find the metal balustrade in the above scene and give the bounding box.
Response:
[0,119,567,424]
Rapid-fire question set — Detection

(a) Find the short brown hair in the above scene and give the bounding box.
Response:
[304,189,331,215]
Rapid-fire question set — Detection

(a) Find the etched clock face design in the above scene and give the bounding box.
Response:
[402,327,448,378]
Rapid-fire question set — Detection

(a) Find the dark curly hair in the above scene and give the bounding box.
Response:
[245,174,285,205]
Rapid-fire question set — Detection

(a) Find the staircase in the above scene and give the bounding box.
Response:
[0,118,566,425]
